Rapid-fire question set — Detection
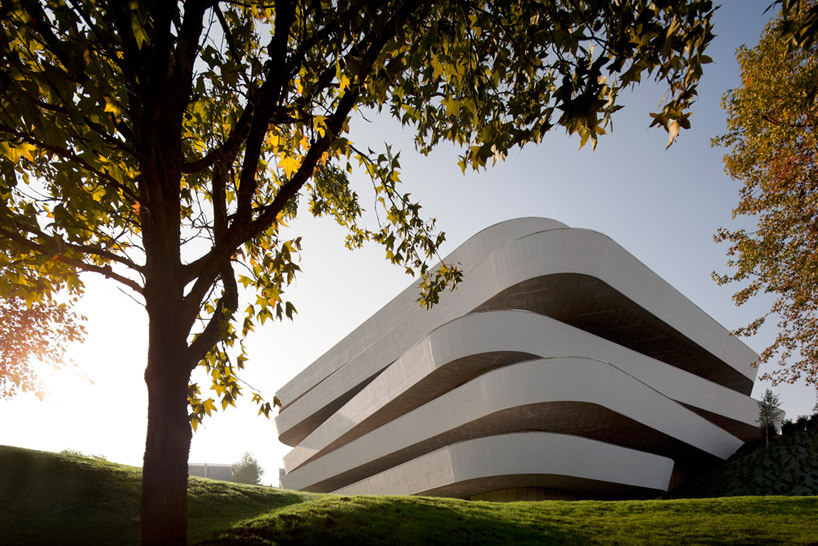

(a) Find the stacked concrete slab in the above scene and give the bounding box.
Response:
[275,218,760,500]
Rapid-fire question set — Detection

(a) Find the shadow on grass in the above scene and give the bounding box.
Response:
[188,479,317,543]
[199,495,591,546]
[1,445,142,545]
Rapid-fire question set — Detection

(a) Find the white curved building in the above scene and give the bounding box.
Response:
[275,218,760,500]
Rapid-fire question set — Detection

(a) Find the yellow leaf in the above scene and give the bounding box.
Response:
[339,73,351,93]
[0,142,12,161]
[431,58,444,78]
[278,155,300,178]
[442,97,462,117]
[104,98,123,117]
[666,119,680,149]
[17,142,37,161]
[0,141,36,162]
[266,134,281,148]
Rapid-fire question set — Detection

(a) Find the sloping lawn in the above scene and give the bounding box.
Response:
[2,445,817,545]
[203,494,818,545]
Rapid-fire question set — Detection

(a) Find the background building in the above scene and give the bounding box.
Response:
[187,463,232,482]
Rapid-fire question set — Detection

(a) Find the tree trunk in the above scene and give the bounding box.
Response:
[136,84,190,542]
[141,297,192,545]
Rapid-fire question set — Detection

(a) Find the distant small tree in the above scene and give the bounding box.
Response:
[59,448,108,461]
[758,388,782,448]
[231,452,263,486]
[807,403,818,430]
[796,415,809,431]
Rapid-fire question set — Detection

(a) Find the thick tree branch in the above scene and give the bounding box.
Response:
[181,2,346,176]
[108,3,145,90]
[181,1,293,176]
[180,1,424,328]
[8,220,144,273]
[0,226,144,294]
[181,110,252,174]
[21,0,89,84]
[175,0,215,95]
[186,262,238,367]
[65,0,128,73]
[250,2,424,236]
[235,0,296,223]
[0,124,141,204]
[24,92,134,156]
[182,3,338,174]
[145,3,176,104]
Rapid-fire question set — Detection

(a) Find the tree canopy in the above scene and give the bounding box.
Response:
[713,1,818,388]
[0,0,715,542]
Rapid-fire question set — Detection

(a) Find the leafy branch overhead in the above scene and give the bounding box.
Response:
[0,0,713,424]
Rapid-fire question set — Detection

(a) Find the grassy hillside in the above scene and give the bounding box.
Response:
[2,444,817,545]
[0,445,314,545]
[204,494,818,546]
[669,428,818,498]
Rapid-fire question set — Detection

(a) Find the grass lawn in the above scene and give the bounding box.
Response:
[2,445,817,545]
[205,494,818,545]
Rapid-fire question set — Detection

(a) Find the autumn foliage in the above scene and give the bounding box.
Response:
[0,297,84,399]
[714,2,818,386]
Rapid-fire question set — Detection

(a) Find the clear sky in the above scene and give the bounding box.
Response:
[2,1,816,486]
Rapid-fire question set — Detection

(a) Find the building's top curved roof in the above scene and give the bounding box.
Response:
[275,217,567,408]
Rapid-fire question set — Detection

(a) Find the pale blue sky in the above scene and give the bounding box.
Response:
[2,1,815,485]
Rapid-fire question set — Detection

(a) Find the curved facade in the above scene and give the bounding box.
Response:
[276,219,760,499]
